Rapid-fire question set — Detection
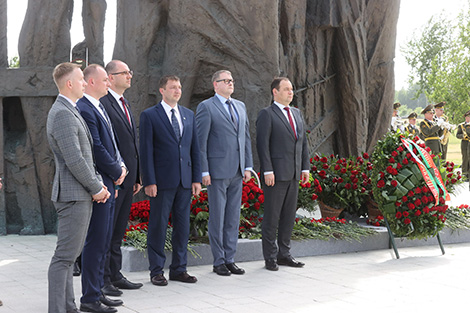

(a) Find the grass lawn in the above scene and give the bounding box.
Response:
[446,132,463,167]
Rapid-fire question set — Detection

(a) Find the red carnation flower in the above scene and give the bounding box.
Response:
[377,180,385,188]
[391,151,398,157]
[391,180,398,187]
[345,183,351,189]
[402,196,408,202]
[403,211,409,217]
[407,203,415,210]
[320,157,328,163]
[363,152,369,159]
[395,212,403,218]
[311,194,318,201]
[414,210,421,216]
[404,218,411,224]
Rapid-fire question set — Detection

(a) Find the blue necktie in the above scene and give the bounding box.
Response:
[171,108,181,140]
[226,99,238,131]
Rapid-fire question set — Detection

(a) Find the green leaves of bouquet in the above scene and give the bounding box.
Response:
[371,131,462,239]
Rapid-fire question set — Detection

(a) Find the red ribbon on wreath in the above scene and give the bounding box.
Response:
[401,138,450,205]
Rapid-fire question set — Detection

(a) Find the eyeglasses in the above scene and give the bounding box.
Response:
[111,70,133,76]
[215,79,234,84]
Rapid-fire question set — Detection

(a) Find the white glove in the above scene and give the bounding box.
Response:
[437,119,444,126]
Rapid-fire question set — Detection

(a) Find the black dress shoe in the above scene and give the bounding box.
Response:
[225,262,245,275]
[100,293,123,307]
[265,259,279,271]
[213,264,231,276]
[80,301,117,313]
[151,273,168,286]
[66,309,80,313]
[169,271,198,283]
[102,284,122,297]
[277,256,305,267]
[112,276,143,289]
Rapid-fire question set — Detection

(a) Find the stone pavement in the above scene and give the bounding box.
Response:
[0,182,469,313]
[1,234,470,313]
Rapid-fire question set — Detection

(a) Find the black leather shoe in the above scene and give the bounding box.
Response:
[102,284,122,297]
[265,259,279,271]
[169,271,197,283]
[99,293,123,307]
[151,273,168,286]
[277,256,305,267]
[112,277,143,289]
[73,260,81,276]
[213,264,231,276]
[66,309,80,313]
[80,301,117,313]
[226,262,245,275]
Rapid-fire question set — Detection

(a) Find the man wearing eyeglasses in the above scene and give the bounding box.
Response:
[195,70,253,276]
[100,60,143,297]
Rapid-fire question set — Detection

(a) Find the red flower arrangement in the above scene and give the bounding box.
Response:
[371,131,462,239]
[310,153,372,216]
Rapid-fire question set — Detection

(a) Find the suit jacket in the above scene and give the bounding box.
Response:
[100,93,140,190]
[256,103,309,181]
[139,102,202,190]
[77,96,123,185]
[46,95,103,202]
[195,95,253,179]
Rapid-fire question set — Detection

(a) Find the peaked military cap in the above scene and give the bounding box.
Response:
[421,104,434,114]
[408,112,417,119]
[393,102,401,110]
[434,101,446,108]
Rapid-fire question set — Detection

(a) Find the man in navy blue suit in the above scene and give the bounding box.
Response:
[140,75,202,286]
[77,64,127,313]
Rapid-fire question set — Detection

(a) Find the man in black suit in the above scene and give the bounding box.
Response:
[100,60,143,296]
[256,77,309,271]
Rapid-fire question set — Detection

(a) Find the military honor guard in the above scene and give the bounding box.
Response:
[434,101,453,161]
[391,102,404,132]
[456,110,470,181]
[405,112,419,137]
[420,104,443,156]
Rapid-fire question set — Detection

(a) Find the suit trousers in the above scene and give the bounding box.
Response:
[261,178,299,261]
[147,184,191,278]
[104,185,134,284]
[81,182,115,304]
[48,200,93,313]
[207,175,242,266]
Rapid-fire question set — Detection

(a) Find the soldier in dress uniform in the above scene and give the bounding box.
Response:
[405,112,419,137]
[434,101,451,161]
[391,102,404,132]
[420,104,443,156]
[456,110,470,181]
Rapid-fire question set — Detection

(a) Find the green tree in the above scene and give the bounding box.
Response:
[403,5,470,123]
[8,56,19,68]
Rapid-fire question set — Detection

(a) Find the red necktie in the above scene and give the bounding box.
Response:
[120,97,131,126]
[284,107,297,139]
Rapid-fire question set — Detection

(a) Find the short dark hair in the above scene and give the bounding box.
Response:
[270,77,291,95]
[159,75,180,89]
[52,62,81,88]
[211,70,231,83]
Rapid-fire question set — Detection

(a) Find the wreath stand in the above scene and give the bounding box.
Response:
[383,216,445,259]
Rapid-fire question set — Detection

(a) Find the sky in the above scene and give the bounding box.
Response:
[5,0,468,90]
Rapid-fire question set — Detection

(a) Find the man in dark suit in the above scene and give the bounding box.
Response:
[100,60,143,296]
[195,70,253,276]
[140,75,202,286]
[77,64,127,313]
[47,62,110,313]
[256,77,309,271]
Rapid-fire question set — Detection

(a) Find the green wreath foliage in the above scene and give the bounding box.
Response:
[371,131,462,239]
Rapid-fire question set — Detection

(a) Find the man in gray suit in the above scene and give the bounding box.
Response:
[196,70,253,276]
[47,62,110,313]
[256,77,309,271]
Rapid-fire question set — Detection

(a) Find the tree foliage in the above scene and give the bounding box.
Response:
[403,5,470,122]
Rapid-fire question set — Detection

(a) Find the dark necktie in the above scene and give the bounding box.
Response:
[99,103,120,159]
[284,106,297,139]
[226,99,238,131]
[171,108,181,140]
[120,97,132,126]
